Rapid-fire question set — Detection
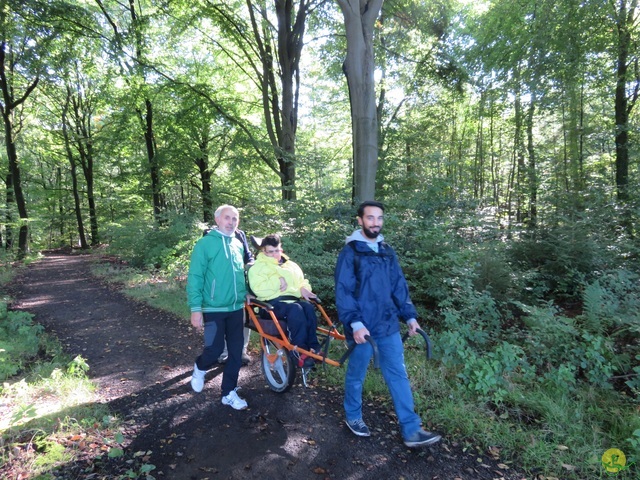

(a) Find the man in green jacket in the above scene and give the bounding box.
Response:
[187,205,249,410]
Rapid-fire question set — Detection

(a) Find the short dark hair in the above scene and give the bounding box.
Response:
[357,200,385,218]
[261,234,281,249]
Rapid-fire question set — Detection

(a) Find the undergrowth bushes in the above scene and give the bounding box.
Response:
[103,214,197,274]
[0,303,44,381]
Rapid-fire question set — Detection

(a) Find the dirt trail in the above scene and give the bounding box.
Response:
[7,252,527,480]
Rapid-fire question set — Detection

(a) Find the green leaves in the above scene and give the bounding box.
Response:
[0,304,41,382]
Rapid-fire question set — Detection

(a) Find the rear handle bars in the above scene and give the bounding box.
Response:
[339,335,379,369]
[401,328,432,360]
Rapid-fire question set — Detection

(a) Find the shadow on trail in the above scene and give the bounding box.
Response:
[8,365,302,480]
[104,365,307,480]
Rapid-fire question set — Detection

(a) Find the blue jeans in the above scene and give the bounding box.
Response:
[344,332,422,439]
[196,309,244,397]
[271,300,320,351]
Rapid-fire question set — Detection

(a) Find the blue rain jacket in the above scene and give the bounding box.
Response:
[334,231,417,340]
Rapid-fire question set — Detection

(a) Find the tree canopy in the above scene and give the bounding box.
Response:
[0,0,637,248]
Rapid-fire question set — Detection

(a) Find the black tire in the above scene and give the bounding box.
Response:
[261,338,296,393]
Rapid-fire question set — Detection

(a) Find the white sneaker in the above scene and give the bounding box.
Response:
[221,387,248,410]
[190,363,206,393]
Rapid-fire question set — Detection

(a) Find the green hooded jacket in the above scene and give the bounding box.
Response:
[186,229,247,313]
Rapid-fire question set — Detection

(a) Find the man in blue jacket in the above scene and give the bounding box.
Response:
[335,200,441,447]
[187,205,248,410]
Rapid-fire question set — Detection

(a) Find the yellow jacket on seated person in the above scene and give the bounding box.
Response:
[248,252,312,302]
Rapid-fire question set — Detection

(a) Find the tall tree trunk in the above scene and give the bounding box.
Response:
[97,0,165,221]
[68,155,89,249]
[245,0,310,201]
[512,69,526,226]
[566,82,584,193]
[4,171,13,250]
[5,127,28,255]
[375,11,387,194]
[336,0,383,203]
[62,92,88,249]
[474,91,486,199]
[489,92,500,209]
[196,137,213,225]
[85,161,98,245]
[56,166,64,239]
[274,0,305,201]
[613,0,638,203]
[0,42,38,257]
[69,84,99,245]
[526,93,537,230]
[561,100,571,194]
[142,98,165,221]
[128,0,164,221]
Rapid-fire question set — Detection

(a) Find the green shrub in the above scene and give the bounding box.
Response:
[581,270,640,335]
[507,224,598,301]
[0,303,42,382]
[627,358,640,395]
[579,270,640,386]
[104,213,199,273]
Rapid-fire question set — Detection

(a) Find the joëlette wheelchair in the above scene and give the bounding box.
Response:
[243,296,433,393]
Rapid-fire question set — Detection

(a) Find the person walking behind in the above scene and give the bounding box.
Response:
[187,205,249,410]
[334,200,442,447]
[213,226,254,366]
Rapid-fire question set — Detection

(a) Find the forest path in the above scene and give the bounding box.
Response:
[7,252,526,480]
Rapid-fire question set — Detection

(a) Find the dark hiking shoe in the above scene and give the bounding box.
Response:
[403,429,441,447]
[345,418,371,437]
[294,352,315,368]
[241,352,251,365]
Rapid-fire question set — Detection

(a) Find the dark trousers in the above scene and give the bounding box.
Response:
[195,309,244,396]
[271,300,320,351]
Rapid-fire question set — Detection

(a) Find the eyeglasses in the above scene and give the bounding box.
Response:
[264,248,282,254]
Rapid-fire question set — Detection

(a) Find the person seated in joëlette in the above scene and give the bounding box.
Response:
[248,234,321,367]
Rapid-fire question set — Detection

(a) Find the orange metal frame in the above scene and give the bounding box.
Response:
[244,298,346,368]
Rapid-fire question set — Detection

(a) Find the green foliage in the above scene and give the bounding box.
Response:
[436,292,533,403]
[0,302,43,381]
[32,436,72,469]
[0,250,18,285]
[402,228,473,310]
[578,270,640,389]
[104,212,198,275]
[455,339,530,403]
[514,302,620,389]
[507,228,594,302]
[581,270,640,335]
[627,358,640,396]
[66,355,90,377]
[10,402,38,426]
[471,248,514,303]
[516,302,580,370]
[627,429,640,464]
